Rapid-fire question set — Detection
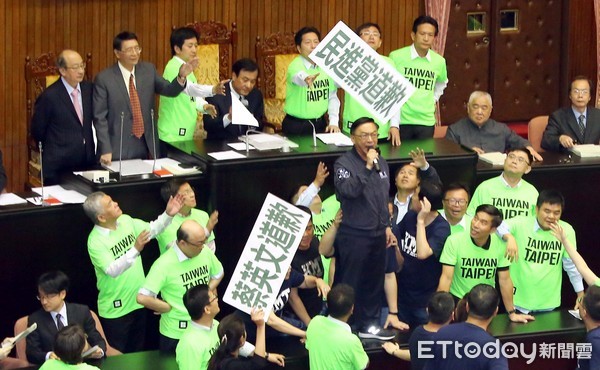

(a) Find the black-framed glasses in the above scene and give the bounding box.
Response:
[36,293,58,301]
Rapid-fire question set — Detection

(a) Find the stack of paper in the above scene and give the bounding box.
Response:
[31,185,87,204]
[316,133,353,146]
[478,152,507,166]
[570,144,600,158]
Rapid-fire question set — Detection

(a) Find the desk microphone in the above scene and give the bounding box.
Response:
[307,120,317,147]
[38,141,47,206]
[372,147,381,173]
[151,108,157,173]
[245,127,262,153]
[118,112,124,182]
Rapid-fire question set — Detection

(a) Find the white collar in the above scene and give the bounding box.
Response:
[327,315,351,332]
[410,44,431,61]
[500,173,522,188]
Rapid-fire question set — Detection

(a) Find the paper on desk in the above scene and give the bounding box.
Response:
[144,158,201,175]
[569,309,582,320]
[0,193,27,206]
[231,95,259,127]
[102,159,154,175]
[208,150,247,160]
[316,133,353,146]
[228,142,255,151]
[32,185,87,204]
[478,152,507,166]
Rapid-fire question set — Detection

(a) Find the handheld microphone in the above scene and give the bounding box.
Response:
[372,147,381,173]
[151,108,157,173]
[118,112,124,182]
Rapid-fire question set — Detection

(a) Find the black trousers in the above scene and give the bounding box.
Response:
[100,308,146,353]
[282,114,326,135]
[399,124,435,140]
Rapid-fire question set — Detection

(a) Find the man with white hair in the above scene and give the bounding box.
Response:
[446,90,542,161]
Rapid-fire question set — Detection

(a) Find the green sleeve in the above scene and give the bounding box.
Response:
[439,236,457,266]
[143,257,167,294]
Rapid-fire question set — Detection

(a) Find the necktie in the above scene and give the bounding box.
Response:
[55,313,65,330]
[578,114,586,138]
[129,74,144,138]
[71,89,83,125]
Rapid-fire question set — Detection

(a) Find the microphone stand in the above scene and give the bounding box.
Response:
[307,120,317,147]
[151,109,157,173]
[118,112,124,182]
[245,127,263,153]
[38,141,47,206]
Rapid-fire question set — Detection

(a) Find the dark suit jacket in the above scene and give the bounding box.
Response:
[0,148,6,192]
[26,302,107,365]
[203,84,264,140]
[93,62,185,159]
[541,106,600,152]
[31,79,95,182]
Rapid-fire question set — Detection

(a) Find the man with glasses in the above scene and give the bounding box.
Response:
[157,179,218,254]
[137,220,224,353]
[31,50,96,184]
[94,31,198,164]
[440,183,471,234]
[333,117,397,340]
[446,91,542,161]
[543,76,600,152]
[26,271,106,365]
[342,22,400,145]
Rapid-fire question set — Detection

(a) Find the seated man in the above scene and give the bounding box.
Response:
[156,179,218,254]
[440,182,471,234]
[137,220,224,353]
[305,284,369,370]
[382,291,455,370]
[203,58,264,140]
[39,326,100,370]
[437,204,533,323]
[502,190,583,313]
[542,76,600,152]
[445,91,542,161]
[26,271,106,365]
[426,284,508,369]
[83,191,183,353]
[282,26,340,135]
[578,285,600,370]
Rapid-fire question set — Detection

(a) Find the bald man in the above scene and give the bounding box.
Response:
[31,50,96,184]
[137,220,224,353]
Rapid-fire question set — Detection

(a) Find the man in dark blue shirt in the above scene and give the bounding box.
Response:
[578,285,600,370]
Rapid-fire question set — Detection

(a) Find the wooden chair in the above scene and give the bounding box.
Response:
[24,52,92,187]
[13,316,28,362]
[255,32,298,132]
[528,115,549,153]
[175,21,238,138]
[89,310,122,356]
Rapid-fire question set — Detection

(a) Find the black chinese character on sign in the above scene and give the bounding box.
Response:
[330,43,363,79]
[314,30,351,66]
[231,280,270,308]
[345,55,380,91]
[240,260,278,293]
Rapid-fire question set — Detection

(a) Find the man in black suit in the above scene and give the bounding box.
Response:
[94,31,198,164]
[203,58,264,140]
[26,271,106,365]
[31,50,96,185]
[542,76,600,152]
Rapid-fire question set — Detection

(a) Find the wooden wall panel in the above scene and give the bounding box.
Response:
[0,0,591,192]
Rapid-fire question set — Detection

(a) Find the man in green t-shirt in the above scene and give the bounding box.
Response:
[438,204,534,323]
[137,219,224,353]
[305,284,369,370]
[342,22,400,145]
[440,182,472,235]
[158,27,225,142]
[156,178,218,254]
[283,26,340,135]
[389,16,448,140]
[176,284,220,370]
[502,190,583,313]
[83,191,184,353]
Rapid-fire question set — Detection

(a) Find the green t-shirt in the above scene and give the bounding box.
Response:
[467,175,538,220]
[87,214,147,318]
[158,56,200,142]
[142,246,223,339]
[389,46,447,127]
[305,315,368,370]
[39,360,100,370]
[439,211,472,235]
[284,56,337,119]
[342,55,395,138]
[440,232,510,299]
[176,319,220,370]
[312,195,340,286]
[506,216,575,310]
[156,209,216,254]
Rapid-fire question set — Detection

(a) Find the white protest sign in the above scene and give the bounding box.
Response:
[309,21,416,123]
[231,94,259,127]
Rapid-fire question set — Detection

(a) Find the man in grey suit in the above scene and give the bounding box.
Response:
[94,31,198,164]
[542,76,600,152]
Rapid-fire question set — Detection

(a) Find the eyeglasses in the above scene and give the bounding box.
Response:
[37,293,58,301]
[360,31,381,37]
[354,132,379,141]
[507,153,530,165]
[572,89,590,95]
[186,238,206,248]
[444,198,467,206]
[66,63,86,70]
[120,46,142,55]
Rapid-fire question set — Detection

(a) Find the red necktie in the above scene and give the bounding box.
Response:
[129,74,144,138]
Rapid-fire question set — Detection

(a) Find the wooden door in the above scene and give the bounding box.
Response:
[440,0,563,124]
